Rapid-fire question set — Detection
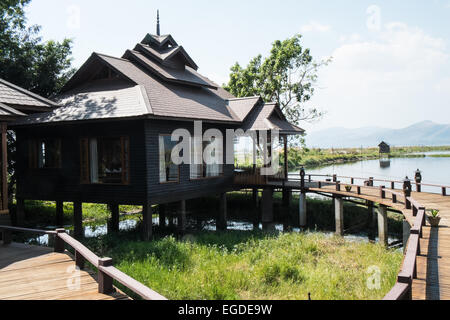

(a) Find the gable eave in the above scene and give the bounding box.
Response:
[61,53,138,93]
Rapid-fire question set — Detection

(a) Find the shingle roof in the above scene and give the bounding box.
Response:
[14,79,150,125]
[125,50,215,88]
[227,97,261,121]
[11,33,304,136]
[0,78,58,109]
[0,102,26,117]
[97,53,240,123]
[242,103,304,135]
[137,38,198,70]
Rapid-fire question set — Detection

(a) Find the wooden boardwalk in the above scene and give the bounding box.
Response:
[305,183,450,300]
[0,242,130,300]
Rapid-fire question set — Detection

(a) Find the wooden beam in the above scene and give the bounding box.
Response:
[142,202,153,241]
[56,201,64,227]
[108,203,119,233]
[217,193,227,231]
[283,135,288,181]
[159,204,166,228]
[178,200,186,233]
[73,201,83,238]
[261,188,274,231]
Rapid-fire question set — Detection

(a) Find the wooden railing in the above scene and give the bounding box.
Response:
[301,173,429,300]
[383,204,426,300]
[294,173,449,196]
[0,226,167,300]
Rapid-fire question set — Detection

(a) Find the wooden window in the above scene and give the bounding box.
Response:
[28,139,61,169]
[190,137,224,179]
[159,135,180,183]
[80,137,130,185]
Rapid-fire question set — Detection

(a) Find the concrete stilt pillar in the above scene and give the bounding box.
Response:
[16,198,25,226]
[403,219,411,254]
[366,201,376,241]
[261,188,275,231]
[377,206,388,247]
[178,200,186,233]
[108,203,119,234]
[159,204,166,228]
[217,193,227,231]
[56,201,64,227]
[335,197,344,236]
[299,192,307,228]
[73,201,84,238]
[142,202,153,240]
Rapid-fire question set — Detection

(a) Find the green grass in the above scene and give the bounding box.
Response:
[429,154,450,158]
[8,200,143,228]
[81,231,402,300]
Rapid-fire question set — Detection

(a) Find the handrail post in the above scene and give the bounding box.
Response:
[357,186,361,195]
[75,250,85,270]
[54,229,66,253]
[336,181,341,191]
[1,229,12,245]
[369,177,374,187]
[392,193,397,203]
[397,274,412,300]
[98,257,114,294]
[300,168,305,190]
[443,187,447,196]
[333,174,337,183]
[391,181,395,190]
[380,186,386,199]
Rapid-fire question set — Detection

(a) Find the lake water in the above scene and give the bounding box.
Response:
[303,156,450,193]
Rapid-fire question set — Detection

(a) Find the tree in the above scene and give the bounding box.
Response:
[225,34,331,126]
[1,0,75,200]
[0,0,75,97]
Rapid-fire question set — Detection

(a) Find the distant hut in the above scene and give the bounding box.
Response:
[378,141,391,155]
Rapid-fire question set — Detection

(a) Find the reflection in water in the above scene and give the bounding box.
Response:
[379,159,391,168]
[25,216,400,251]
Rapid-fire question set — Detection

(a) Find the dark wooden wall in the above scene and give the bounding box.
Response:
[15,120,147,204]
[144,119,235,204]
[14,118,237,205]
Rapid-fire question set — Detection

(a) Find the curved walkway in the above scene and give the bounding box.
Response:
[307,182,450,300]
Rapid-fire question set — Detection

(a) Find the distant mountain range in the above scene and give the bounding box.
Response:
[305,121,450,148]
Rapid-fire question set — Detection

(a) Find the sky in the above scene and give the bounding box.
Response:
[24,0,450,133]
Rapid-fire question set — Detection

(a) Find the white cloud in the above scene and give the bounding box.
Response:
[308,22,450,130]
[300,21,331,33]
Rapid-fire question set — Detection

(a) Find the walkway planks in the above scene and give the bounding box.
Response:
[0,242,130,300]
[305,183,450,300]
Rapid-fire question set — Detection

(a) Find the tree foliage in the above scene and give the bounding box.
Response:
[225,34,331,126]
[1,0,75,200]
[0,0,75,98]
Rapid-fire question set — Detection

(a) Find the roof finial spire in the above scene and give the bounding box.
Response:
[156,10,160,36]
